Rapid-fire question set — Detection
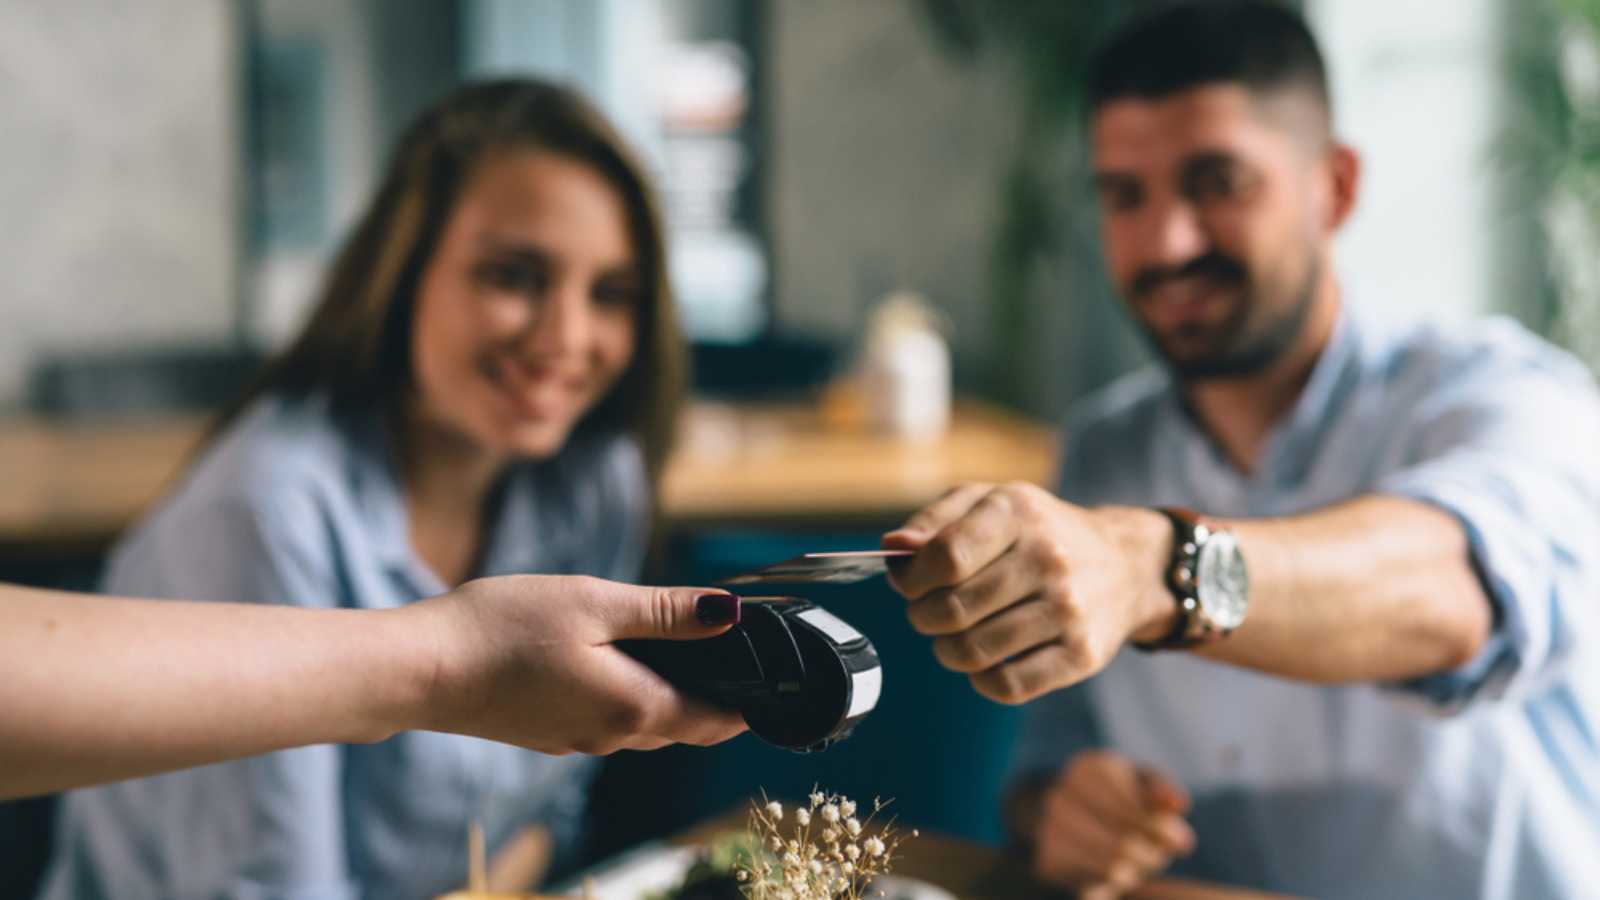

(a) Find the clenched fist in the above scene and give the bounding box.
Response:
[1027,750,1195,897]
[883,483,1176,703]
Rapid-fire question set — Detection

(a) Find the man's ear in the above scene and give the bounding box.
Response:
[1324,143,1361,232]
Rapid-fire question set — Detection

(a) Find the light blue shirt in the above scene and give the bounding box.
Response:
[41,393,651,900]
[1011,308,1600,900]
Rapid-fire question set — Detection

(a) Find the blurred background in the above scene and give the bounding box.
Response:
[3,0,1599,893]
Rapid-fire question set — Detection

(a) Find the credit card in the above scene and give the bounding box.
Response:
[718,550,915,586]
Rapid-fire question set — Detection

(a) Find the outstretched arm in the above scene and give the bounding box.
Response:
[0,576,745,799]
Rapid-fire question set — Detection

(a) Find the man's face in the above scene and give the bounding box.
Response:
[1091,84,1336,379]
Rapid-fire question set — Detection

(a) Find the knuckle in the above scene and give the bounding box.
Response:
[940,589,975,631]
[646,586,676,635]
[936,632,986,672]
[978,665,1027,705]
[603,698,652,737]
[1059,630,1094,671]
[925,534,969,579]
[1036,541,1073,579]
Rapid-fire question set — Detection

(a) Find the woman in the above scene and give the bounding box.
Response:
[43,79,692,899]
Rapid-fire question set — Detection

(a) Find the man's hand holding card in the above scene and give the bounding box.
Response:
[881,482,1176,704]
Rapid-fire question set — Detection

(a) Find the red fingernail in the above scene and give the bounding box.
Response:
[695,593,741,626]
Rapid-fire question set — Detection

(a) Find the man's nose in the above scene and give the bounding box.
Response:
[1144,199,1208,268]
[523,279,590,357]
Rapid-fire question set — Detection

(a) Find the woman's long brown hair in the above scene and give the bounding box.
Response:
[214,78,685,481]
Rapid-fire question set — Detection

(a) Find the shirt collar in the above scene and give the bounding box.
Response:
[340,405,565,592]
[1156,303,1363,490]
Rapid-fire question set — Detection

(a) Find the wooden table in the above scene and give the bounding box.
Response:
[0,400,1058,561]
[672,812,1293,900]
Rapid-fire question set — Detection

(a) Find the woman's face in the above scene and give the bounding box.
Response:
[410,149,642,460]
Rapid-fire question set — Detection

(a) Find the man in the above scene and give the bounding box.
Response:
[882,3,1600,898]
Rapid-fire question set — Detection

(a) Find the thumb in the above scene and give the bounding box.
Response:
[1138,767,1191,815]
[601,584,742,642]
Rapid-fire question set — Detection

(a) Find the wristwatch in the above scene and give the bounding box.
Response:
[1134,507,1250,650]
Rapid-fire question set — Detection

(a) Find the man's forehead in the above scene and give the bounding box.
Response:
[1091,83,1289,170]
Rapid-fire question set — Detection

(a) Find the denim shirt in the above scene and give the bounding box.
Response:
[1010,308,1600,899]
[40,392,650,900]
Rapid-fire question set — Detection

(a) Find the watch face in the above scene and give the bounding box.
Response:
[1196,530,1249,631]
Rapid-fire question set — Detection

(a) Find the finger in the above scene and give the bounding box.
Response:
[905,547,1045,636]
[626,676,750,747]
[891,488,1024,600]
[1139,767,1193,815]
[598,583,742,642]
[1110,831,1174,878]
[1067,752,1150,834]
[930,598,1062,672]
[882,483,992,547]
[1140,811,1197,857]
[1035,794,1121,883]
[969,640,1085,705]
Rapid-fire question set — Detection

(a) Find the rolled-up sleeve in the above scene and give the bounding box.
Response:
[1377,335,1600,711]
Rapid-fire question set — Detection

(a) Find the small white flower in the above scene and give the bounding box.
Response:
[839,799,857,818]
[767,800,784,820]
[842,861,855,876]
[865,836,886,857]
[737,870,749,882]
[821,804,840,824]
[783,851,800,867]
[845,817,862,837]
[822,827,840,843]
[809,860,823,875]
[794,808,811,826]
[809,790,826,807]
[769,836,783,851]
[844,843,861,861]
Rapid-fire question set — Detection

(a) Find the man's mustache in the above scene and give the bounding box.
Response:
[1131,253,1247,299]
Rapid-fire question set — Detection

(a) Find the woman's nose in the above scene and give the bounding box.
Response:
[523,279,590,357]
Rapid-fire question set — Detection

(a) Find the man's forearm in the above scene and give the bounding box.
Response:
[1190,495,1492,682]
[0,585,432,799]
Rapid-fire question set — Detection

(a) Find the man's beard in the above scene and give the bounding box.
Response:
[1128,251,1318,381]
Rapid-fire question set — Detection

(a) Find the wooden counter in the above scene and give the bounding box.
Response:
[0,401,1057,560]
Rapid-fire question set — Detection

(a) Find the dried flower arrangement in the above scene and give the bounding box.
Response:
[733,789,917,900]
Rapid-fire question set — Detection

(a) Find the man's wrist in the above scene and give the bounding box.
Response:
[1095,506,1178,645]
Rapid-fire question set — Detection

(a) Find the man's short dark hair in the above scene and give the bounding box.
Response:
[1087,1,1330,125]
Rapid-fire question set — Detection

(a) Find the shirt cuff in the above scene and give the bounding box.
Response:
[1378,468,1552,710]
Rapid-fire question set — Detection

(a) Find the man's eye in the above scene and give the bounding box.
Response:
[1098,183,1143,213]
[1192,167,1247,202]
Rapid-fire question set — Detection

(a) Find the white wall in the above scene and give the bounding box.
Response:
[1308,0,1505,318]
[0,0,237,410]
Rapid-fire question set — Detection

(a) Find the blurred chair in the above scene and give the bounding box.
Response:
[690,335,839,400]
[26,345,265,419]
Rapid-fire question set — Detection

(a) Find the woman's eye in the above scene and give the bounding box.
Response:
[477,262,546,295]
[592,281,642,309]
